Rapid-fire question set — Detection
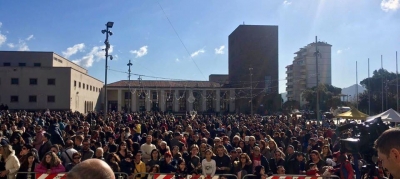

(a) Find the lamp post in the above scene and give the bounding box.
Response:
[102,21,114,120]
[249,67,253,116]
[127,60,132,113]
[314,36,321,125]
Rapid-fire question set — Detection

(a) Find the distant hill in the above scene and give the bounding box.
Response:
[341,84,366,100]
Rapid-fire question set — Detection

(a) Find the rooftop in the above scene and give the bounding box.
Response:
[107,80,223,88]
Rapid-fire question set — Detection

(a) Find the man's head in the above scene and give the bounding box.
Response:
[374,128,400,177]
[67,159,115,179]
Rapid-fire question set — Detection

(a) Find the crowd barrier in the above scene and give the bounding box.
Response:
[248,175,340,179]
[115,172,130,179]
[16,172,68,179]
[133,173,238,179]
[16,172,339,179]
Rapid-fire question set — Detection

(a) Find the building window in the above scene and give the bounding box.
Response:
[152,92,158,100]
[179,91,186,111]
[29,78,38,85]
[29,95,37,102]
[166,92,173,111]
[19,63,26,67]
[34,63,41,67]
[11,78,19,85]
[83,83,85,89]
[10,96,18,103]
[3,63,10,66]
[206,91,215,111]
[79,82,81,88]
[74,81,77,87]
[124,92,131,99]
[47,78,56,85]
[47,96,55,102]
[86,85,88,90]
[90,86,92,91]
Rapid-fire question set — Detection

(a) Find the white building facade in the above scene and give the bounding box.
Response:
[0,51,103,112]
[106,80,236,113]
[286,42,332,106]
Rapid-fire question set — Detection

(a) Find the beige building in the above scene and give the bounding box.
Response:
[286,42,332,106]
[0,51,103,112]
[106,80,236,113]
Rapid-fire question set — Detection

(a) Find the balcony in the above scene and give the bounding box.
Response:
[286,76,293,80]
[286,87,293,91]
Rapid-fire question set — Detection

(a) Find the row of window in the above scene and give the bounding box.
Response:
[10,78,56,85]
[2,62,41,67]
[9,95,56,103]
[74,81,101,92]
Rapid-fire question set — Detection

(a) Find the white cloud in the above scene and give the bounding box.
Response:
[337,50,342,54]
[5,39,29,51]
[381,0,400,11]
[62,43,85,58]
[130,46,148,58]
[0,22,6,46]
[215,45,225,54]
[191,49,205,57]
[26,35,34,41]
[72,45,114,68]
[337,47,350,54]
[283,1,292,5]
[18,39,29,51]
[0,33,6,47]
[175,58,180,62]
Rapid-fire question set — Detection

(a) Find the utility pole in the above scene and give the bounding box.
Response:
[102,21,114,121]
[356,61,358,109]
[249,67,253,116]
[381,55,384,112]
[396,51,399,112]
[127,60,132,113]
[368,58,370,115]
[314,36,321,125]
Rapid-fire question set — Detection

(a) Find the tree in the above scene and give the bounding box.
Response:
[302,84,342,111]
[282,100,300,112]
[359,69,399,114]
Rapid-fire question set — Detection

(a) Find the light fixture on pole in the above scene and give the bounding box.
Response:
[249,67,253,116]
[102,21,114,120]
[127,60,132,113]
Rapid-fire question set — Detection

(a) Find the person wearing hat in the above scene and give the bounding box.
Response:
[38,133,52,160]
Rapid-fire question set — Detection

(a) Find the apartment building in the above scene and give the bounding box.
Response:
[286,42,332,106]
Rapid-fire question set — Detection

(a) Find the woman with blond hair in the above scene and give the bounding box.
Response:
[0,145,20,179]
[34,152,65,174]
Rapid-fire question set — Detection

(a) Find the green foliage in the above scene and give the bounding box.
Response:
[301,84,342,111]
[358,69,399,114]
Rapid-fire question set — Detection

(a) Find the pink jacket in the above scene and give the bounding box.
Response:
[34,163,65,174]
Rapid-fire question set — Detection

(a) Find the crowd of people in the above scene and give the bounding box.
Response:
[0,108,393,179]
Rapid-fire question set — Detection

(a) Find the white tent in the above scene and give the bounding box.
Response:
[366,108,400,123]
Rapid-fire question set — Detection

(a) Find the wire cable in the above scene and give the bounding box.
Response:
[157,2,207,80]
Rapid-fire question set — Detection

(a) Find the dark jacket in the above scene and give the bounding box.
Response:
[38,140,52,160]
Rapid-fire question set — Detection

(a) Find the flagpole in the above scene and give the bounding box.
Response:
[368,58,370,115]
[381,55,384,112]
[397,51,398,112]
[356,61,358,109]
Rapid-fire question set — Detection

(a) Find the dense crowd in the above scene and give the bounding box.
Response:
[0,108,392,179]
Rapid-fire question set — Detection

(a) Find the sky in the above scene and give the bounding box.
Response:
[0,0,399,94]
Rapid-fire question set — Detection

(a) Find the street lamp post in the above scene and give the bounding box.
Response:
[249,67,253,116]
[127,60,133,113]
[314,36,321,125]
[102,21,114,120]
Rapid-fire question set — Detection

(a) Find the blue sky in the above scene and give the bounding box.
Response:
[0,0,399,93]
